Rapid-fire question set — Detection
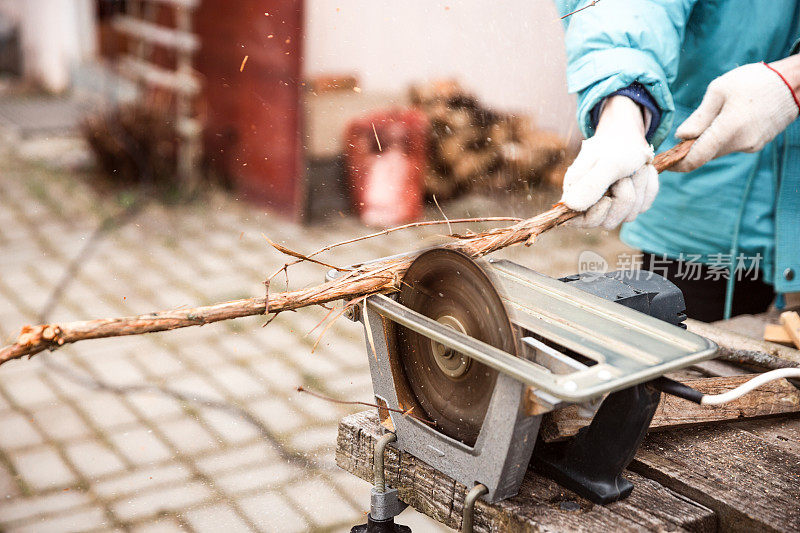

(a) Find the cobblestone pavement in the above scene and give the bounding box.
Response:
[0,146,629,532]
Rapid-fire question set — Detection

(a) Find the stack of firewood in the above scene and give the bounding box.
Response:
[409,80,569,200]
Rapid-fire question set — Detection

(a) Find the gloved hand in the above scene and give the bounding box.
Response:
[673,62,800,172]
[561,96,658,229]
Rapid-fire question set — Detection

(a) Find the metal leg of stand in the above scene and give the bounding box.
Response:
[374,432,396,492]
[462,483,488,533]
[351,431,410,533]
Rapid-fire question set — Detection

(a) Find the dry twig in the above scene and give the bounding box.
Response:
[297,386,432,424]
[0,140,693,367]
[561,0,602,20]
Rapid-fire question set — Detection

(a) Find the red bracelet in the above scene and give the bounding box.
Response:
[762,61,800,114]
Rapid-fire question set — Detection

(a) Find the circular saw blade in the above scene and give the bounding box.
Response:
[394,248,516,446]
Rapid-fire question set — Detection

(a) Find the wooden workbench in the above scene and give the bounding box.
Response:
[337,411,799,532]
[336,313,800,531]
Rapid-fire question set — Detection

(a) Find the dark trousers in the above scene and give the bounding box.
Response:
[641,253,775,323]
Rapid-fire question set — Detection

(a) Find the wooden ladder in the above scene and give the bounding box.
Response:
[113,0,202,191]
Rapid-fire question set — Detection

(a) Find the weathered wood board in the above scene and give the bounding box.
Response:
[337,411,716,532]
[540,375,800,441]
[631,417,800,532]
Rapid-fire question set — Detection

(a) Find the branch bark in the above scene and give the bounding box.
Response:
[0,140,694,366]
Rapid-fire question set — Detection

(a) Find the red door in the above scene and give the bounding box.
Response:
[195,0,304,218]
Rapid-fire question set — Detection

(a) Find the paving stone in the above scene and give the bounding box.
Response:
[111,480,213,521]
[72,335,146,364]
[0,354,46,378]
[0,461,21,500]
[0,271,51,309]
[288,392,342,423]
[284,478,360,528]
[130,516,186,533]
[236,492,308,533]
[31,403,91,441]
[289,424,339,455]
[158,417,219,455]
[126,392,185,422]
[130,350,185,378]
[183,503,252,533]
[246,398,305,435]
[109,428,173,465]
[206,365,265,400]
[167,340,228,371]
[328,470,372,507]
[214,336,263,361]
[0,490,91,524]
[90,357,147,387]
[9,446,77,490]
[93,463,191,499]
[197,408,261,445]
[169,375,226,403]
[44,366,99,400]
[10,505,110,533]
[291,350,343,381]
[193,442,278,476]
[324,373,374,399]
[0,411,43,449]
[1,374,59,408]
[64,440,126,480]
[74,392,139,429]
[249,324,301,355]
[322,337,368,368]
[215,462,300,495]
[248,358,302,394]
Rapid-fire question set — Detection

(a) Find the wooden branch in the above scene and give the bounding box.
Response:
[540,374,800,442]
[686,318,800,370]
[0,141,694,366]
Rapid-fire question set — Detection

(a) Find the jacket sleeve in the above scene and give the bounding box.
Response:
[557,0,698,147]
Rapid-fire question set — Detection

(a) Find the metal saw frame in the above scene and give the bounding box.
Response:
[332,253,718,502]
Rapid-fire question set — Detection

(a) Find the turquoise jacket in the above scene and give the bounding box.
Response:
[557,0,800,293]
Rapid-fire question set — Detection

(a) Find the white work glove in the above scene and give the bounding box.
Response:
[674,62,800,172]
[561,96,658,229]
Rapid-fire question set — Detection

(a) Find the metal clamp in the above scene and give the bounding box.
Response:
[371,432,408,521]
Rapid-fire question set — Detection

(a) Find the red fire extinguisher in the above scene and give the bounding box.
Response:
[344,109,428,227]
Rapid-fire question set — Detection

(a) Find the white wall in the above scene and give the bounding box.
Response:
[304,0,577,140]
[16,0,96,93]
[0,0,21,21]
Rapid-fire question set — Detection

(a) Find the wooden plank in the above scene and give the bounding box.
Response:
[119,56,199,94]
[780,311,800,349]
[631,417,800,532]
[764,324,794,346]
[540,375,800,441]
[113,15,199,53]
[337,411,715,532]
[736,416,800,456]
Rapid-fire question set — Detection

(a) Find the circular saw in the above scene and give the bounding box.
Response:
[327,246,717,506]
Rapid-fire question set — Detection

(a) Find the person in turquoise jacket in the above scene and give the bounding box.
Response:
[556,0,800,321]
